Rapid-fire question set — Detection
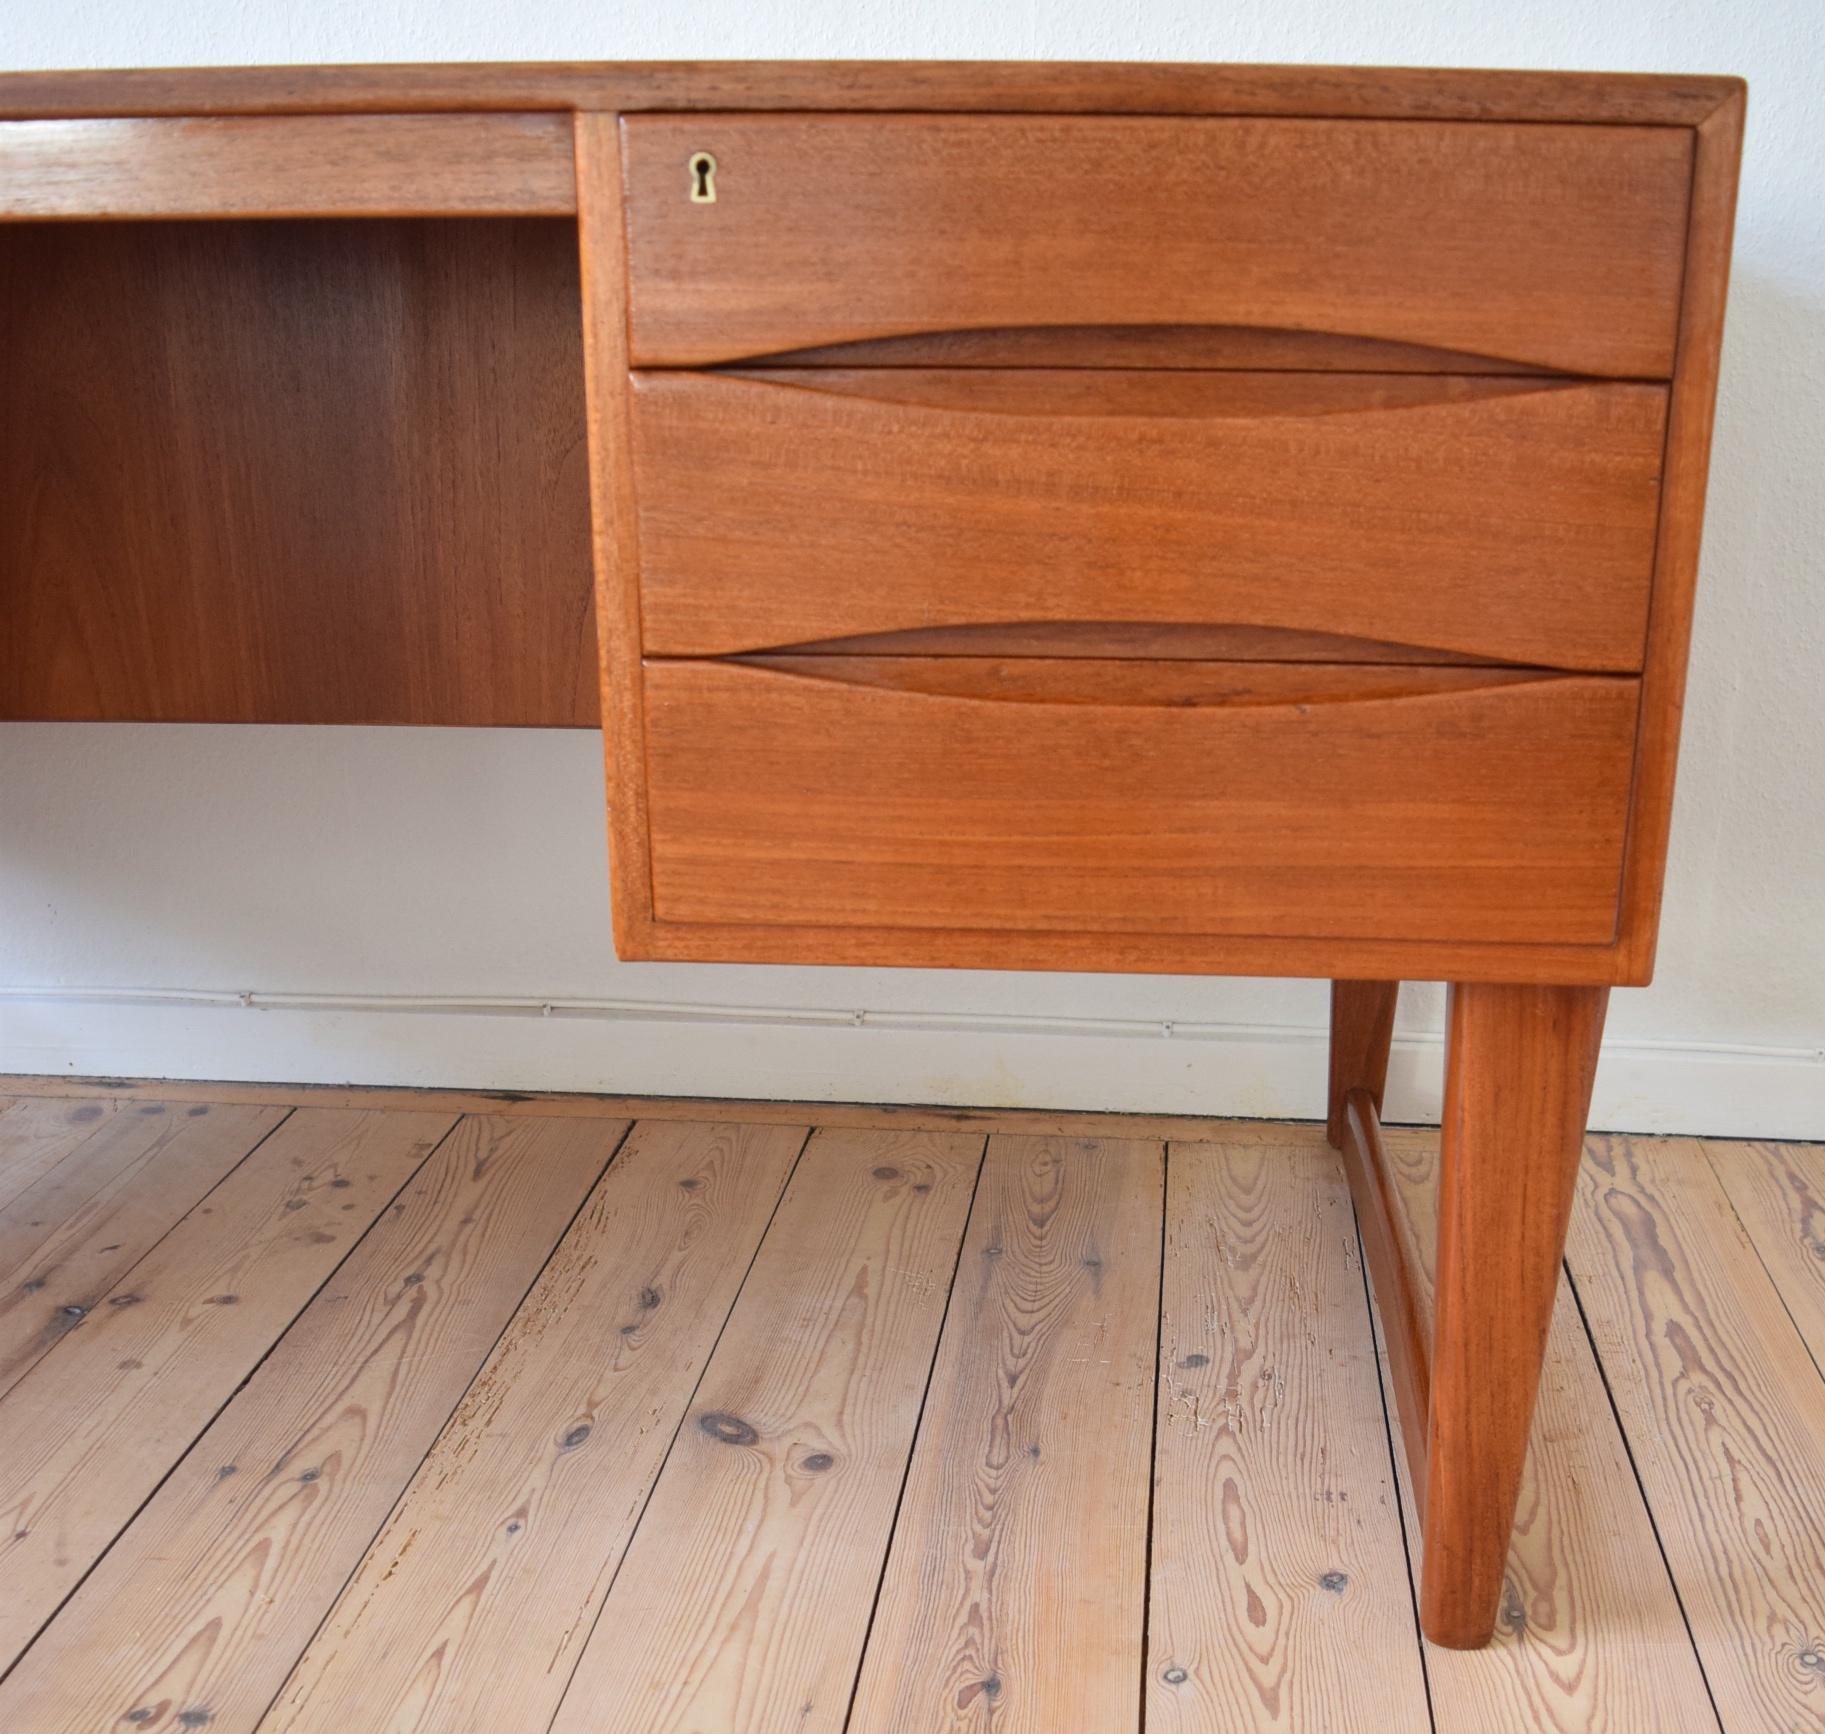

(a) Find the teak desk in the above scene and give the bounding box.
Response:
[0,62,1744,1649]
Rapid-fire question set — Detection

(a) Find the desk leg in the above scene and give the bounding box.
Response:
[1327,980,1400,1145]
[1420,981,1608,1647]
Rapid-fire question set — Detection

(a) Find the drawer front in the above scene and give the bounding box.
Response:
[643,660,1640,946]
[632,371,1667,670]
[620,115,1692,376]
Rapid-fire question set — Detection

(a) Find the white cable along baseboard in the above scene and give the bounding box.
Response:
[0,985,1818,1138]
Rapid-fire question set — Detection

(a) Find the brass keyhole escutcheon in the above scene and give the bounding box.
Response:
[688,152,718,204]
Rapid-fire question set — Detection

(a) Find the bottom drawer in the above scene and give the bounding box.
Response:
[641,658,1639,947]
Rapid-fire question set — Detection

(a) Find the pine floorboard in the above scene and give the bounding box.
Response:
[0,1080,1815,1733]
[265,1118,809,1734]
[1147,1136,1430,1731]
[0,1114,626,1733]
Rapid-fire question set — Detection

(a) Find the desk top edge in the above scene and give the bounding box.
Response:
[0,61,1745,126]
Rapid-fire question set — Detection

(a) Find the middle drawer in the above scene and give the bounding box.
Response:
[631,369,1667,671]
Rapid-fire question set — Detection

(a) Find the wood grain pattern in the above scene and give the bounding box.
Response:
[1707,1139,1825,1367]
[551,1127,983,1733]
[0,1107,450,1670]
[1147,1136,1428,1732]
[0,1114,623,1734]
[1569,1134,1825,1730]
[1373,1124,1719,1732]
[0,1099,265,1275]
[1327,982,1399,1146]
[1617,87,1749,979]
[0,113,576,217]
[265,1118,807,1734]
[1423,983,1609,1647]
[0,1099,283,1397]
[0,62,1744,127]
[622,116,1691,375]
[846,1134,1163,1732]
[0,218,594,726]
[0,1086,1800,1725]
[631,370,1667,671]
[0,1096,135,1212]
[642,660,1639,946]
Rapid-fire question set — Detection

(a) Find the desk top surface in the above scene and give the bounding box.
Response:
[0,61,1743,126]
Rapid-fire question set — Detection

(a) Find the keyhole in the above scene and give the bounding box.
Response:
[689,152,717,204]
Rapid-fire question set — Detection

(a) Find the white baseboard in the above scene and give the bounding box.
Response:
[0,988,1819,1139]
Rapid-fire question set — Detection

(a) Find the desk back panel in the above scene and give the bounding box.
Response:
[0,217,596,726]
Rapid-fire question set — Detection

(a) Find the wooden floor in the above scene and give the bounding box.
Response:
[1,1081,1822,1732]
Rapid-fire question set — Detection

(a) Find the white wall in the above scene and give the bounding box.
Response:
[3,1,1822,1134]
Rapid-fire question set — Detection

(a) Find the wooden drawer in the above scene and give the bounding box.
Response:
[632,371,1667,670]
[620,115,1692,376]
[642,659,1640,946]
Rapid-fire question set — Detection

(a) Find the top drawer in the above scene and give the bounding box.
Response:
[621,115,1693,376]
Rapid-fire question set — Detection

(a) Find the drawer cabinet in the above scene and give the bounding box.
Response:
[587,99,1720,986]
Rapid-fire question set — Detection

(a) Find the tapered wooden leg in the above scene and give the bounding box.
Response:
[1327,980,1400,1147]
[1420,981,1608,1648]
